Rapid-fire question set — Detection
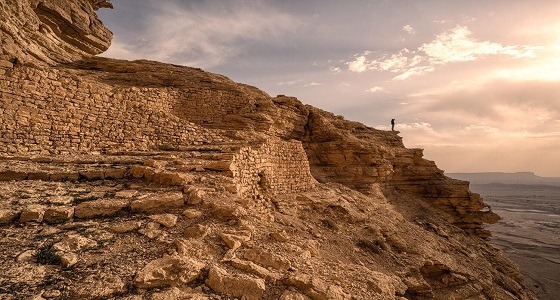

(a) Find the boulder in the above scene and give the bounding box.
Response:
[134,256,204,288]
[182,208,203,219]
[285,274,349,300]
[43,207,74,223]
[19,205,46,223]
[52,235,98,253]
[0,209,20,224]
[0,170,27,181]
[131,192,184,213]
[206,265,265,300]
[183,186,206,205]
[60,252,79,267]
[148,214,178,228]
[74,199,129,219]
[243,248,291,271]
[280,290,311,300]
[115,190,138,199]
[70,274,125,299]
[184,224,211,239]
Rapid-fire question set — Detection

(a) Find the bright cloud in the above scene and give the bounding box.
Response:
[393,66,435,80]
[403,25,415,34]
[329,66,341,74]
[420,26,540,64]
[346,26,541,80]
[347,55,368,73]
[365,87,383,92]
[278,79,303,86]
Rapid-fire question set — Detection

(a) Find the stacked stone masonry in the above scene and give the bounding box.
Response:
[231,138,316,196]
[0,64,226,153]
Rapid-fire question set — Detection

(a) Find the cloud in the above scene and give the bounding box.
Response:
[346,26,541,80]
[329,66,341,74]
[346,50,415,74]
[419,26,539,64]
[277,80,324,87]
[393,66,435,80]
[409,79,560,124]
[102,1,301,68]
[278,79,303,86]
[365,86,383,92]
[347,55,368,73]
[403,25,415,35]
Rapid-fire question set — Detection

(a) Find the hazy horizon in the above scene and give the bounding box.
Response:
[97,0,560,176]
[447,171,560,178]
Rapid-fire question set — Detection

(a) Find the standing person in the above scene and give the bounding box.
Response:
[391,119,395,131]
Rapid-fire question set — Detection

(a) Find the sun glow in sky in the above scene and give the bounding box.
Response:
[99,0,560,176]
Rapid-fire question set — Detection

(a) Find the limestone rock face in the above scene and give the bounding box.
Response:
[0,0,113,66]
[0,1,537,300]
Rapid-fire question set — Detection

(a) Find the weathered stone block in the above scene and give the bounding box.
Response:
[242,248,291,271]
[0,209,20,224]
[104,168,126,179]
[79,170,105,180]
[74,199,129,219]
[44,207,74,223]
[27,172,50,181]
[0,170,27,181]
[131,192,184,213]
[182,208,203,219]
[53,235,98,253]
[134,256,204,288]
[206,265,265,300]
[285,274,349,300]
[19,205,46,223]
[184,185,206,205]
[148,214,178,228]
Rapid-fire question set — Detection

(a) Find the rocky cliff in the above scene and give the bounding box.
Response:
[0,1,535,299]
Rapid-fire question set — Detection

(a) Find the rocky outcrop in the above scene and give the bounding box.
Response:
[0,0,113,66]
[0,1,535,299]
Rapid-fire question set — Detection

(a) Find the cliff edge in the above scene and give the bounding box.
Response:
[0,1,535,299]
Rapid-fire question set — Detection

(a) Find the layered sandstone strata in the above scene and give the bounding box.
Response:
[0,0,112,66]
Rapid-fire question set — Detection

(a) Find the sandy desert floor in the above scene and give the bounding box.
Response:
[474,184,560,300]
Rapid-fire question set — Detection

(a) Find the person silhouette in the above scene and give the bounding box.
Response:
[391,119,395,131]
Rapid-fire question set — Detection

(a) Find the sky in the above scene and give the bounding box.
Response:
[97,0,560,177]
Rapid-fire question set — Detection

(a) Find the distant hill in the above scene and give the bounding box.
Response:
[446,172,560,187]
